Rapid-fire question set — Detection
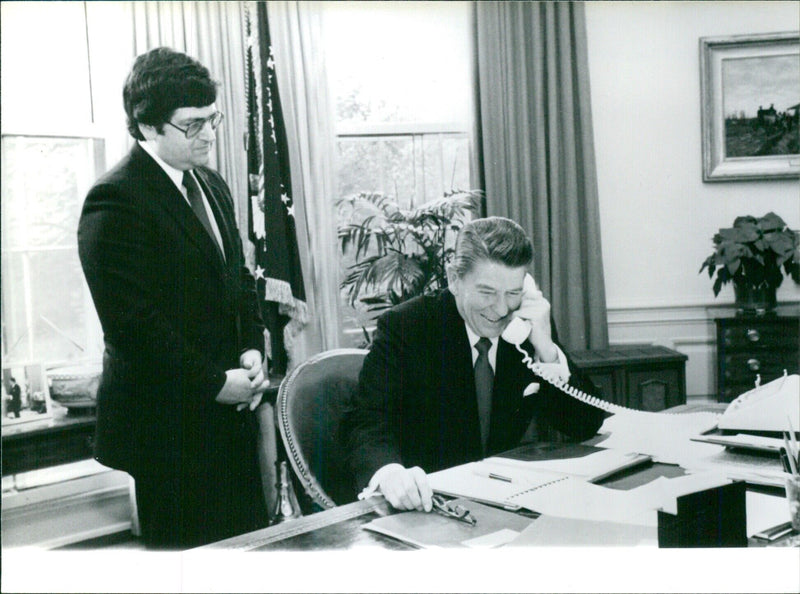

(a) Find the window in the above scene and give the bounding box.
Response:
[1,136,105,366]
[323,2,477,341]
[1,2,106,368]
[325,1,475,208]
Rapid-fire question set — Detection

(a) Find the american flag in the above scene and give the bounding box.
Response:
[245,2,307,375]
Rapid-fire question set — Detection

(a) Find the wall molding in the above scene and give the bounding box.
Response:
[606,304,719,399]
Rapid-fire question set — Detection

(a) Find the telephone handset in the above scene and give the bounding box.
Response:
[501,277,681,418]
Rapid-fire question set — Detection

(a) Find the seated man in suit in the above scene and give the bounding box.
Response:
[343,216,605,511]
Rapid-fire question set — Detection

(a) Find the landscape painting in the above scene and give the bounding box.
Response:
[722,54,799,158]
[701,32,800,181]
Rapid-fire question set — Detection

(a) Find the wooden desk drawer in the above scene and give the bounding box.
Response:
[720,322,798,349]
[714,312,800,402]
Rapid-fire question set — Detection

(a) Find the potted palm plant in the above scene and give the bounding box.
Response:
[337,190,482,339]
[699,211,800,314]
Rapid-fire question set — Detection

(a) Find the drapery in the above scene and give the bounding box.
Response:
[245,2,308,376]
[264,1,343,365]
[475,1,608,351]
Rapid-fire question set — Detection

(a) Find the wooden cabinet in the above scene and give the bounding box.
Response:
[2,412,97,475]
[714,309,800,403]
[569,345,687,412]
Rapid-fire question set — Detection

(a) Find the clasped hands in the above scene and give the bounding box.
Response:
[214,349,270,411]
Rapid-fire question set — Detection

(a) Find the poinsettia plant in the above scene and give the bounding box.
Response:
[699,211,800,296]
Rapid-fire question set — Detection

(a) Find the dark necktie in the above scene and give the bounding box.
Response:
[474,337,494,454]
[182,170,223,259]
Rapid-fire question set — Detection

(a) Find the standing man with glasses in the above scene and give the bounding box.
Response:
[78,47,269,548]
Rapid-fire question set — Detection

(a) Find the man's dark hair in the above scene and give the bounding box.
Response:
[449,216,533,278]
[123,47,218,140]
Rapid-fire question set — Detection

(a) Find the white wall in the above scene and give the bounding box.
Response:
[585,1,800,397]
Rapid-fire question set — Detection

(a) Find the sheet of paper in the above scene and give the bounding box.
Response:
[486,448,650,482]
[507,476,659,526]
[680,448,788,487]
[596,410,723,464]
[690,433,786,452]
[462,528,521,548]
[428,462,564,508]
[746,491,791,538]
[628,472,731,515]
[510,515,658,547]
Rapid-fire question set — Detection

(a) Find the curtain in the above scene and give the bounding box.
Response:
[245,2,308,376]
[264,1,343,365]
[475,1,608,351]
[130,1,251,249]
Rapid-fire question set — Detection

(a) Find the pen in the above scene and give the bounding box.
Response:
[472,468,513,482]
[782,433,798,476]
[787,416,800,472]
[779,447,793,474]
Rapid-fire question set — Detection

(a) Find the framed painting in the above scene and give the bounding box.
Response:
[2,363,53,428]
[700,32,799,181]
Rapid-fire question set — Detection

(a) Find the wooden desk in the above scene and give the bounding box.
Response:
[199,403,798,551]
[203,441,785,552]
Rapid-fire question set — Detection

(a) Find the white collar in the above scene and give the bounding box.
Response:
[138,140,186,193]
[464,323,499,369]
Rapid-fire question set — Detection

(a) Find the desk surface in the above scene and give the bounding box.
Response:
[199,403,795,551]
[199,444,733,552]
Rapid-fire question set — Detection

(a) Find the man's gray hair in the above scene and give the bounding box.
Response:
[449,216,533,278]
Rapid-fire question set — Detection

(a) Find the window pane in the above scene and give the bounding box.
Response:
[325,1,473,127]
[28,250,92,363]
[2,137,96,249]
[1,253,29,360]
[1,136,105,367]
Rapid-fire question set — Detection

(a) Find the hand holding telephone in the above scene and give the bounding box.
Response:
[501,274,542,346]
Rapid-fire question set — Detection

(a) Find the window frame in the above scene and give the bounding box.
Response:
[1,127,106,367]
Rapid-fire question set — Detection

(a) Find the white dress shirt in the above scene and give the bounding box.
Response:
[139,140,225,258]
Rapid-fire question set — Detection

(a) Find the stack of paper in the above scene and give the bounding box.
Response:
[362,498,533,549]
[486,448,652,482]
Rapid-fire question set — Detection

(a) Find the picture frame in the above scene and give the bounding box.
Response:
[700,31,800,182]
[2,363,53,428]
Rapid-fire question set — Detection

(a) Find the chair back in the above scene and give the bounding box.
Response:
[276,348,367,510]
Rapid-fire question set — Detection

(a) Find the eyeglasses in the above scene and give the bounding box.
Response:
[431,495,477,526]
[165,111,224,139]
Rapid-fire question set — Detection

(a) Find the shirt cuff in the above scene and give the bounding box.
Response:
[534,345,571,383]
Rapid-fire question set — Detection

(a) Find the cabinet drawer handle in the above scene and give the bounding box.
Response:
[746,329,760,342]
[746,358,760,371]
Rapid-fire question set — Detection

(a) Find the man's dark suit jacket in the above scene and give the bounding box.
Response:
[78,143,265,482]
[344,289,605,491]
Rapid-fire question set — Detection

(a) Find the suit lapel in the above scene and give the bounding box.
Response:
[439,292,483,449]
[131,146,226,275]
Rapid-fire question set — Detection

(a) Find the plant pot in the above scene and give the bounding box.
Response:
[733,282,777,316]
